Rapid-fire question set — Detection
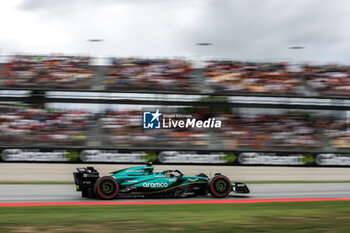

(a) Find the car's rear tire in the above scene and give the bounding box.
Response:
[208,175,231,198]
[94,176,119,200]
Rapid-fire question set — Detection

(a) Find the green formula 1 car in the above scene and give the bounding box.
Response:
[73,163,250,199]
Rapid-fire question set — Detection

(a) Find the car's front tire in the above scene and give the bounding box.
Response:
[208,175,231,198]
[94,176,119,200]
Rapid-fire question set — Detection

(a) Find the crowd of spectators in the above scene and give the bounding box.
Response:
[99,110,209,148]
[103,58,200,92]
[1,55,350,97]
[216,112,320,149]
[0,54,348,152]
[0,104,348,150]
[0,106,94,146]
[316,118,350,149]
[1,55,93,89]
[303,64,350,96]
[204,61,301,95]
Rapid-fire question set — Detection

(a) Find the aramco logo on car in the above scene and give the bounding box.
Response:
[143,182,168,188]
[143,110,222,129]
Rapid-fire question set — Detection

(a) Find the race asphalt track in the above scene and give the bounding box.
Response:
[0,183,349,204]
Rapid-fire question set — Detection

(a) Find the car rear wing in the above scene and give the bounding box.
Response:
[73,167,100,192]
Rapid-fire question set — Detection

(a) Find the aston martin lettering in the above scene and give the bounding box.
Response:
[127,180,138,183]
[126,170,144,173]
[188,178,198,181]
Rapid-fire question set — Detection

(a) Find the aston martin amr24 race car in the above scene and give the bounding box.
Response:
[73,163,250,199]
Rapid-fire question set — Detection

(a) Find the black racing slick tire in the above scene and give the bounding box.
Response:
[93,176,119,200]
[208,175,231,198]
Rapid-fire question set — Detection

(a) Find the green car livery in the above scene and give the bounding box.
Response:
[73,163,250,199]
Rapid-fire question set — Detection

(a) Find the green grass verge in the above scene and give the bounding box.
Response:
[0,202,350,232]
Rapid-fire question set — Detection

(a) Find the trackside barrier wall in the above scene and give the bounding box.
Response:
[0,148,349,166]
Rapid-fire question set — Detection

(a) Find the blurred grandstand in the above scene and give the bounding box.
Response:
[204,61,302,95]
[0,105,348,151]
[0,106,95,147]
[1,55,92,89]
[0,54,349,152]
[1,54,349,96]
[303,64,350,96]
[104,58,201,92]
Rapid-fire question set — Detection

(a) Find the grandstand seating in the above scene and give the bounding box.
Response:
[1,55,349,97]
[1,55,92,89]
[0,54,349,151]
[0,106,348,150]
